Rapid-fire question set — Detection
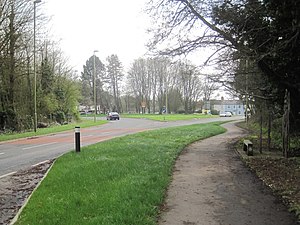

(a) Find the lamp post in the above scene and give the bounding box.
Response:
[33,0,41,132]
[93,50,98,123]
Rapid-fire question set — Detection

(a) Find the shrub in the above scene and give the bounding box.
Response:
[54,111,65,124]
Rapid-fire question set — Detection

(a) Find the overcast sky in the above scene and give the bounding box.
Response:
[44,0,150,72]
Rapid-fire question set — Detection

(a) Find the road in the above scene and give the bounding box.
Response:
[0,116,241,178]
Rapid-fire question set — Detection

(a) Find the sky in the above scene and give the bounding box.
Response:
[43,0,151,73]
[42,0,229,99]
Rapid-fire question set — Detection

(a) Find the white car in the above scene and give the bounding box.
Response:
[219,112,232,117]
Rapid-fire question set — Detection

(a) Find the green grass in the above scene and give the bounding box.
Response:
[0,119,107,142]
[15,122,226,225]
[122,113,216,121]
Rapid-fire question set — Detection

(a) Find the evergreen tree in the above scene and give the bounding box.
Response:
[106,54,124,112]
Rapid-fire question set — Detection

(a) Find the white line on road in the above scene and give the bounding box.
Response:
[31,160,50,167]
[102,132,112,135]
[0,171,16,179]
[22,142,58,150]
[0,152,4,155]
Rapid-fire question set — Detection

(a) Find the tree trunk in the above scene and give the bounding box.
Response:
[152,92,156,113]
[7,1,18,130]
[282,89,290,158]
[267,111,272,151]
[259,109,263,154]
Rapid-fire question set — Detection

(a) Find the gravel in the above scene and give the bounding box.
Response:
[0,160,54,225]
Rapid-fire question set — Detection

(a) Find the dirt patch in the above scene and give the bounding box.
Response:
[0,160,54,225]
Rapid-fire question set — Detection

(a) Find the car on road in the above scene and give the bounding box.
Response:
[219,112,232,117]
[107,112,120,120]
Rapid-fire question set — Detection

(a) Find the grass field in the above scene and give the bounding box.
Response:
[0,119,107,142]
[121,113,216,121]
[15,122,226,225]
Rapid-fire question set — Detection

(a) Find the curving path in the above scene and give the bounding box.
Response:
[158,122,298,225]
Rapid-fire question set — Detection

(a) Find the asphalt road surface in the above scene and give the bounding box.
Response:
[0,116,241,178]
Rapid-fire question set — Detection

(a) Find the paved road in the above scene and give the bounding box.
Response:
[0,116,241,178]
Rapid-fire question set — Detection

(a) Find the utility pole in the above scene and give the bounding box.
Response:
[93,50,98,122]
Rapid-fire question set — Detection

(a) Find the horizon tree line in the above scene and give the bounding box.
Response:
[80,55,218,115]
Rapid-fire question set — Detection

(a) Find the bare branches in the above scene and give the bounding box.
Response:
[127,57,204,113]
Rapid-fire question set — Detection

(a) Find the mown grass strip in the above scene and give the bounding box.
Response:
[122,113,216,121]
[15,122,226,225]
[0,119,107,142]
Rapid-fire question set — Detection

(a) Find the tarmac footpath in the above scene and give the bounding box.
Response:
[158,122,298,225]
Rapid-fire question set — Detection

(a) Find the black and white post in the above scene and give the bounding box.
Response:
[75,126,80,152]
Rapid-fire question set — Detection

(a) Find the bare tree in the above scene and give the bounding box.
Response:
[127,57,203,114]
[0,0,41,130]
[176,61,203,113]
[127,58,148,113]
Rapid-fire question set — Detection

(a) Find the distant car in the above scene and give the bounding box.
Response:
[219,112,232,117]
[107,112,120,120]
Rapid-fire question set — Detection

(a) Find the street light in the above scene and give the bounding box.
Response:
[93,50,98,123]
[33,0,41,132]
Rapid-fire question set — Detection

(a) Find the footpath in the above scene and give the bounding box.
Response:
[158,122,298,225]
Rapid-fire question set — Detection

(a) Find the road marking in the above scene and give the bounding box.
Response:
[0,152,4,155]
[22,142,58,150]
[101,132,112,135]
[31,160,50,167]
[0,171,16,179]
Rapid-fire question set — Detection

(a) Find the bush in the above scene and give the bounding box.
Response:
[0,111,7,130]
[0,109,17,131]
[176,109,186,114]
[54,111,65,124]
[211,109,220,115]
[37,122,48,128]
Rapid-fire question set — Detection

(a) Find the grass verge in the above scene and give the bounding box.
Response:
[0,119,107,142]
[121,113,216,121]
[15,122,226,225]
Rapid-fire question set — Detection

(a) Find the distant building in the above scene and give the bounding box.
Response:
[207,99,245,116]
